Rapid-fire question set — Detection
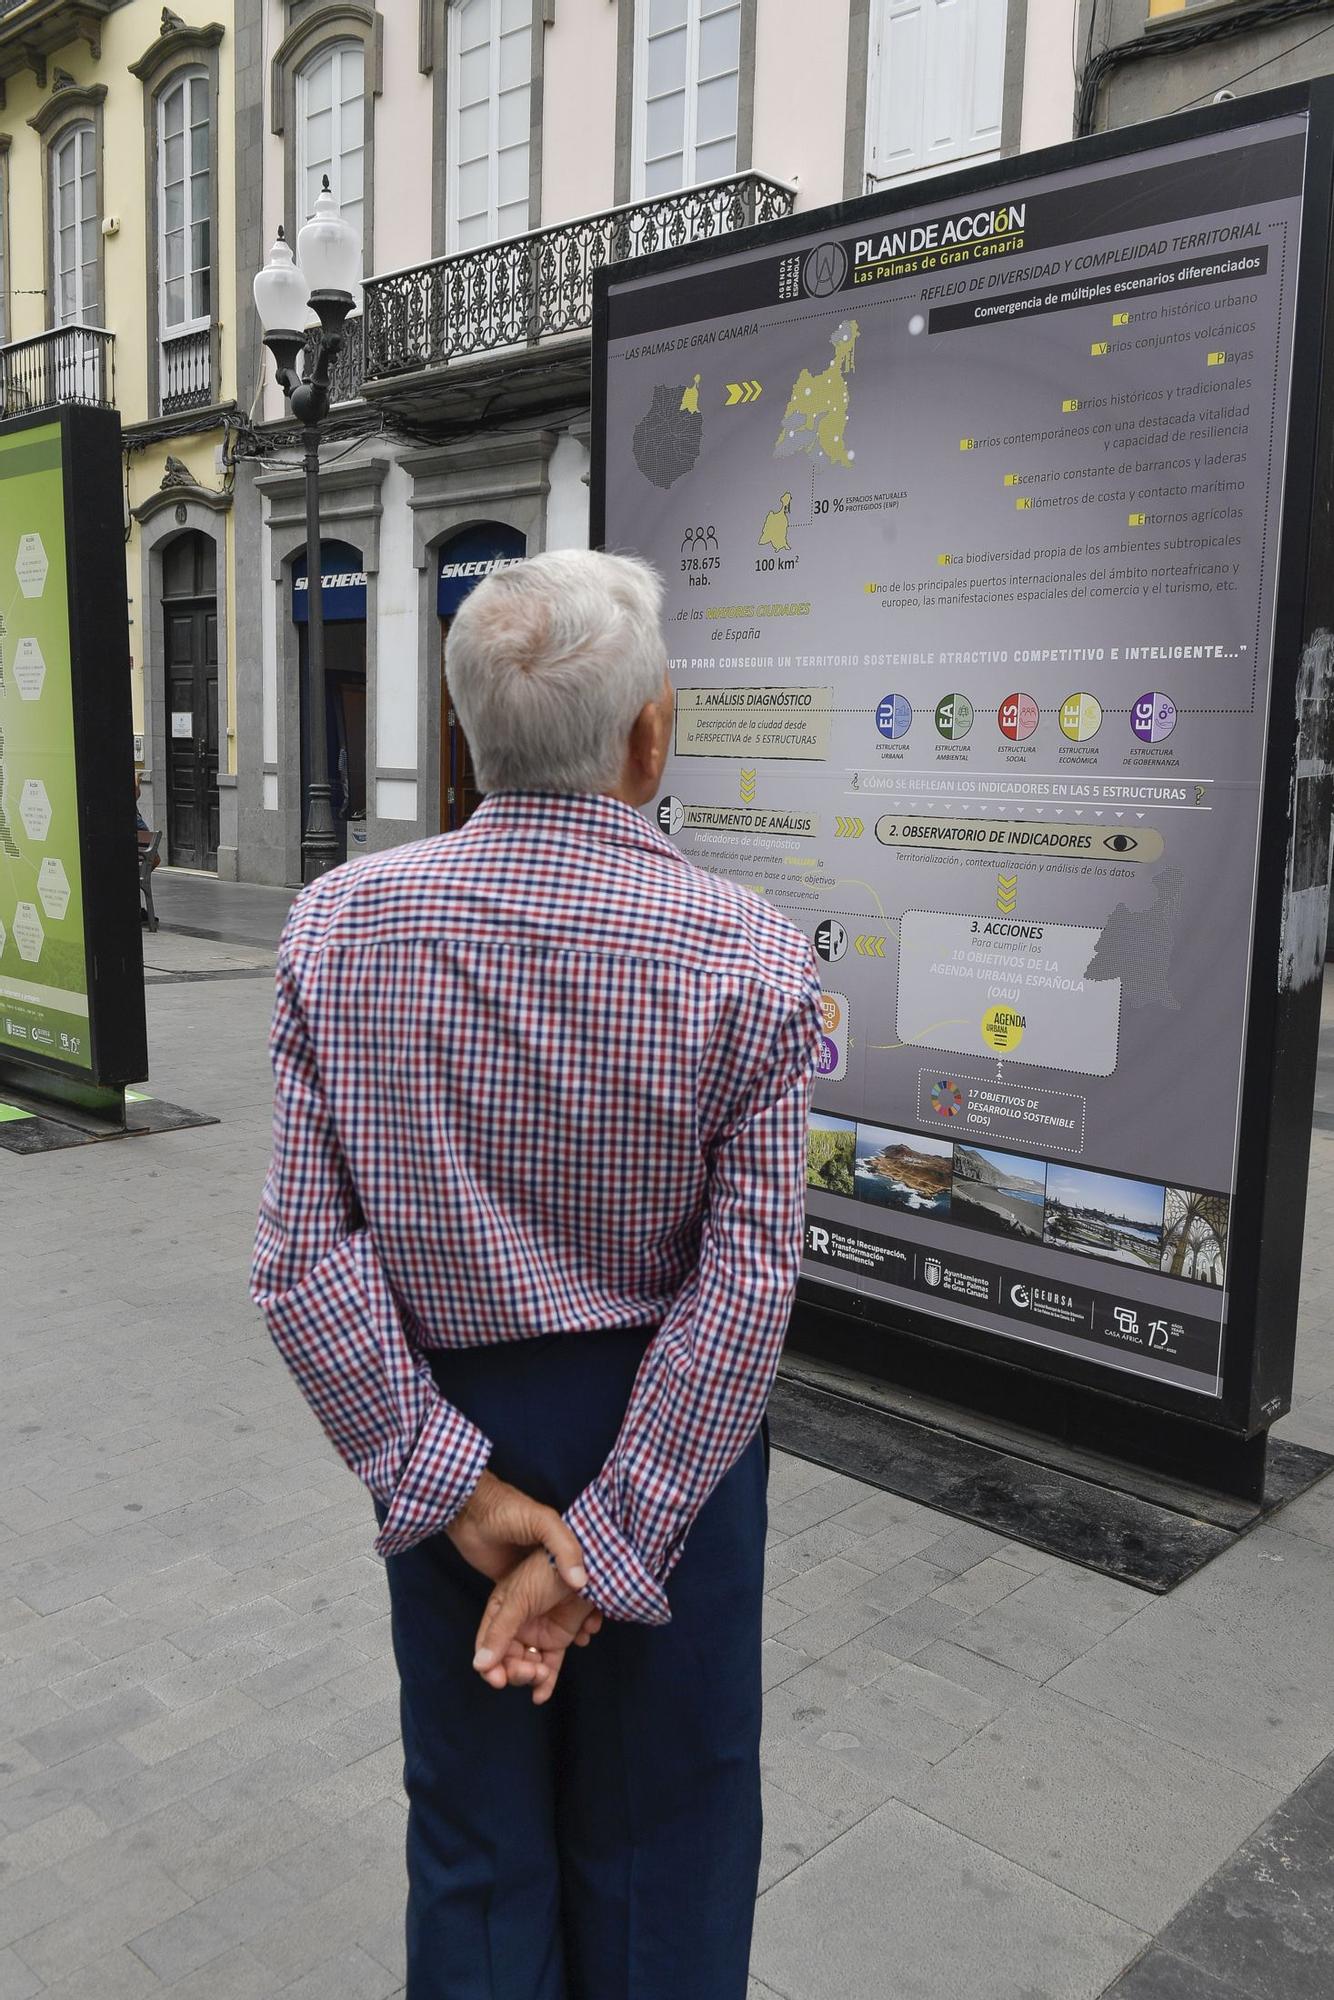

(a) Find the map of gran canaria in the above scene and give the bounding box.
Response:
[775,319,859,469]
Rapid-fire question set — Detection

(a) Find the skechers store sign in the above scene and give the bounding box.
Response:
[438,524,526,616]
[293,541,367,622]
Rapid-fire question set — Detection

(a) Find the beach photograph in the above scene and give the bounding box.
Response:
[1043,1164,1166,1270]
[854,1123,953,1216]
[1161,1186,1230,1286]
[808,1110,856,1197]
[952,1146,1048,1242]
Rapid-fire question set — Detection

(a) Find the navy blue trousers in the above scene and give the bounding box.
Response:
[379,1328,767,2000]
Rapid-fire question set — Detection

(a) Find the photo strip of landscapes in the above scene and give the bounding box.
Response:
[592,83,1334,1499]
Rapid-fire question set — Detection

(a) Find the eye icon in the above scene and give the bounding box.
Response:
[1106,834,1138,852]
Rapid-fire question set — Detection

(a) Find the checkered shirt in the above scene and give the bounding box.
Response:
[251,791,822,1625]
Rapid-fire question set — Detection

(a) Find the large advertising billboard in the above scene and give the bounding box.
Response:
[594,92,1334,1438]
[0,407,146,1096]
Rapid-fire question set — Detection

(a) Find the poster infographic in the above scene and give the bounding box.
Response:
[599,117,1308,1400]
[0,422,91,1070]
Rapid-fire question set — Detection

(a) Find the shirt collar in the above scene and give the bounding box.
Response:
[469,790,680,861]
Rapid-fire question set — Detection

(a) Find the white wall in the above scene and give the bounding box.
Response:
[545,435,591,551]
[374,459,420,820]
[752,0,852,212]
[541,0,619,225]
[1020,0,1079,154]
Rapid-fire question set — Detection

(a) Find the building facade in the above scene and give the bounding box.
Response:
[230,0,1080,886]
[0,0,243,874]
[1076,0,1334,136]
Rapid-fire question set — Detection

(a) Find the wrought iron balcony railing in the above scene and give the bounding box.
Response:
[362,173,794,386]
[0,325,115,417]
[302,312,365,409]
[160,326,213,414]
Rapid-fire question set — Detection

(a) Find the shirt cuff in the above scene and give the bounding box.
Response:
[564,1483,671,1626]
[373,1402,492,1558]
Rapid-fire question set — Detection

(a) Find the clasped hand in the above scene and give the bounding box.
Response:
[445,1470,601,1703]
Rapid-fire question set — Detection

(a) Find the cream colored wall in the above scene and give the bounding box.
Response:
[373,1,435,272]
[0,0,240,772]
[540,0,619,225]
[752,0,850,212]
[1020,0,1079,153]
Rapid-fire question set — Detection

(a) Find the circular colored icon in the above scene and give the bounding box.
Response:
[1131,691,1177,743]
[814,918,848,963]
[875,693,913,740]
[935,692,974,740]
[931,1078,964,1117]
[820,994,843,1033]
[816,1035,840,1075]
[1058,692,1102,742]
[998,691,1040,742]
[982,1004,1025,1053]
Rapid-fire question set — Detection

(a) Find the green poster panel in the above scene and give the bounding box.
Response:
[0,423,90,1064]
[0,406,146,1096]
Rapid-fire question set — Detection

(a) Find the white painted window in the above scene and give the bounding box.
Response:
[448,0,532,252]
[158,71,211,333]
[297,41,365,266]
[633,0,741,200]
[51,121,99,325]
[865,0,1008,188]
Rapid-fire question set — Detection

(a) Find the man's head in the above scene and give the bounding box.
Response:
[445,549,672,805]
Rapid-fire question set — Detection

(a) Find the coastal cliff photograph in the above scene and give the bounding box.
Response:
[854,1124,953,1216]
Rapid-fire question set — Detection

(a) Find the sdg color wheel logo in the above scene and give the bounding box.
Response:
[935,692,974,740]
[930,1078,964,1118]
[803,240,849,298]
[1059,692,1102,742]
[875,693,912,740]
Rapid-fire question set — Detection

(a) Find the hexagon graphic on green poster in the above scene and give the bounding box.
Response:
[13,637,45,701]
[0,915,6,957]
[18,779,51,843]
[12,901,43,963]
[15,534,48,599]
[37,857,70,920]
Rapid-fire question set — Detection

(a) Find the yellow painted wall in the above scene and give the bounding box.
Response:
[1,2,238,776]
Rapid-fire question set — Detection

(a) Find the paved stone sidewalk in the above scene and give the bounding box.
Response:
[0,932,1331,1998]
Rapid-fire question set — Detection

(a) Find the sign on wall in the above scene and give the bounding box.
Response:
[437,523,527,618]
[593,87,1334,1441]
[0,408,146,1090]
[293,541,367,623]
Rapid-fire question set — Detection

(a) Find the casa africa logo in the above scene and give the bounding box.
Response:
[930,1078,964,1117]
[803,241,849,298]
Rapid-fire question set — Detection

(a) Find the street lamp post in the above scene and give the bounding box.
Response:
[252,179,361,883]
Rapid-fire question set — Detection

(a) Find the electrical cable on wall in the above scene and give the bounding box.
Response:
[1076,0,1334,133]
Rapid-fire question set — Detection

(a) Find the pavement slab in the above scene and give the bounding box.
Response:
[0,920,1330,1996]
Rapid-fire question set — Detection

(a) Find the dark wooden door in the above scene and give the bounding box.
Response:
[162,535,219,870]
[440,618,483,832]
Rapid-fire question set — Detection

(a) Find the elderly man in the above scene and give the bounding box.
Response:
[251,549,822,1999]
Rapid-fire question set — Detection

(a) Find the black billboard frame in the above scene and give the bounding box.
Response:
[590,82,1334,1500]
[0,402,148,1122]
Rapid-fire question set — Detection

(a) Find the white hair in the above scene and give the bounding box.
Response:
[444,549,667,796]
